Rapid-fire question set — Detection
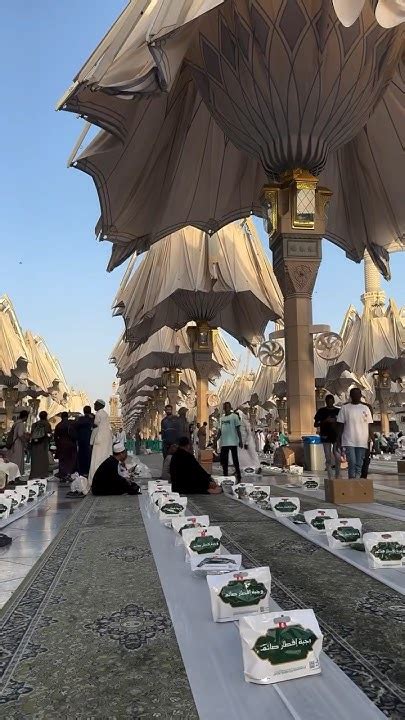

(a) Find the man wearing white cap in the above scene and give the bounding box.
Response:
[88,400,113,485]
[91,441,140,495]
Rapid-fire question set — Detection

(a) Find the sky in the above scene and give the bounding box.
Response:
[0,2,403,401]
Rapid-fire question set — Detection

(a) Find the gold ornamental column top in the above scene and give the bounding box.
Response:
[260,169,332,240]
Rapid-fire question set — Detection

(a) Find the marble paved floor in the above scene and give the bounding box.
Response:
[0,482,79,609]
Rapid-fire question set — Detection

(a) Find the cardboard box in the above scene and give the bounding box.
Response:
[199,448,213,461]
[324,478,374,504]
[273,446,295,468]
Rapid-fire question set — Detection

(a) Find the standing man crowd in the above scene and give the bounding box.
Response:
[218,402,243,482]
[161,404,181,459]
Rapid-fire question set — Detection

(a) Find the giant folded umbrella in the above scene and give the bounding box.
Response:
[116,324,235,383]
[250,363,285,409]
[24,331,70,395]
[0,295,29,381]
[114,218,283,351]
[324,362,363,397]
[59,0,404,440]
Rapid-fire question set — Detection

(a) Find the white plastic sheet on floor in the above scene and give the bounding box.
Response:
[230,496,405,597]
[140,496,385,720]
[0,490,54,530]
[266,479,405,523]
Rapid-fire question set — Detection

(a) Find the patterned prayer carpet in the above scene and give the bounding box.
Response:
[188,493,405,720]
[2,484,405,719]
[0,495,198,719]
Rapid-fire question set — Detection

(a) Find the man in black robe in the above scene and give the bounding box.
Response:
[91,443,140,496]
[170,437,222,495]
[75,406,94,476]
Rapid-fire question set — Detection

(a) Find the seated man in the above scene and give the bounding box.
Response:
[170,437,222,495]
[91,442,140,496]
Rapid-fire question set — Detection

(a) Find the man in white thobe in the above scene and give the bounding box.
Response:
[88,400,113,485]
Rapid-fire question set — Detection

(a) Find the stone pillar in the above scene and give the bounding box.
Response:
[149,401,158,438]
[195,375,209,426]
[27,398,40,431]
[374,371,391,435]
[315,387,327,411]
[273,238,321,439]
[3,387,19,430]
[187,323,214,426]
[261,171,330,442]
[163,370,181,412]
[154,386,167,436]
[275,398,287,433]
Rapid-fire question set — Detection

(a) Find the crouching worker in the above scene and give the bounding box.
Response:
[170,437,222,495]
[91,442,140,496]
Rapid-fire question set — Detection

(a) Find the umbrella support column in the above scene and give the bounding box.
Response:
[262,172,330,453]
[3,387,20,431]
[373,371,391,435]
[163,370,181,411]
[195,374,209,426]
[187,323,214,426]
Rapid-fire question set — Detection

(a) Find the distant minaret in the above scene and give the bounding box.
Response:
[109,381,121,431]
[361,250,386,312]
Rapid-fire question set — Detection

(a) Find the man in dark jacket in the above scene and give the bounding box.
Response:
[161,405,181,458]
[170,437,222,495]
[75,406,94,476]
[91,442,140,496]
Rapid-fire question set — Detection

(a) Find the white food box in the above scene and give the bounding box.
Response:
[247,486,271,504]
[233,483,253,500]
[182,526,222,558]
[212,475,236,485]
[324,518,362,549]
[239,609,323,684]
[270,497,300,517]
[304,508,338,533]
[17,487,29,504]
[151,489,177,510]
[26,481,39,501]
[300,476,321,490]
[207,566,271,622]
[190,553,242,576]
[171,515,210,535]
[241,466,258,477]
[4,490,23,512]
[148,481,171,496]
[32,479,47,495]
[363,531,405,568]
[223,479,237,495]
[158,496,187,524]
[0,495,13,519]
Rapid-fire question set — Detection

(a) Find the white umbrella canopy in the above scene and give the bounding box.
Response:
[250,363,285,407]
[115,218,283,350]
[0,296,28,378]
[118,368,196,403]
[219,373,255,410]
[114,324,236,383]
[338,300,405,380]
[61,0,404,276]
[24,331,69,394]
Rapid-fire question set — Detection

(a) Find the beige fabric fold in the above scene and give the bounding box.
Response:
[115,219,282,350]
[61,1,403,277]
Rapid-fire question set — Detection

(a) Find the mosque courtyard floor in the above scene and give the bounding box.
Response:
[0,455,404,719]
